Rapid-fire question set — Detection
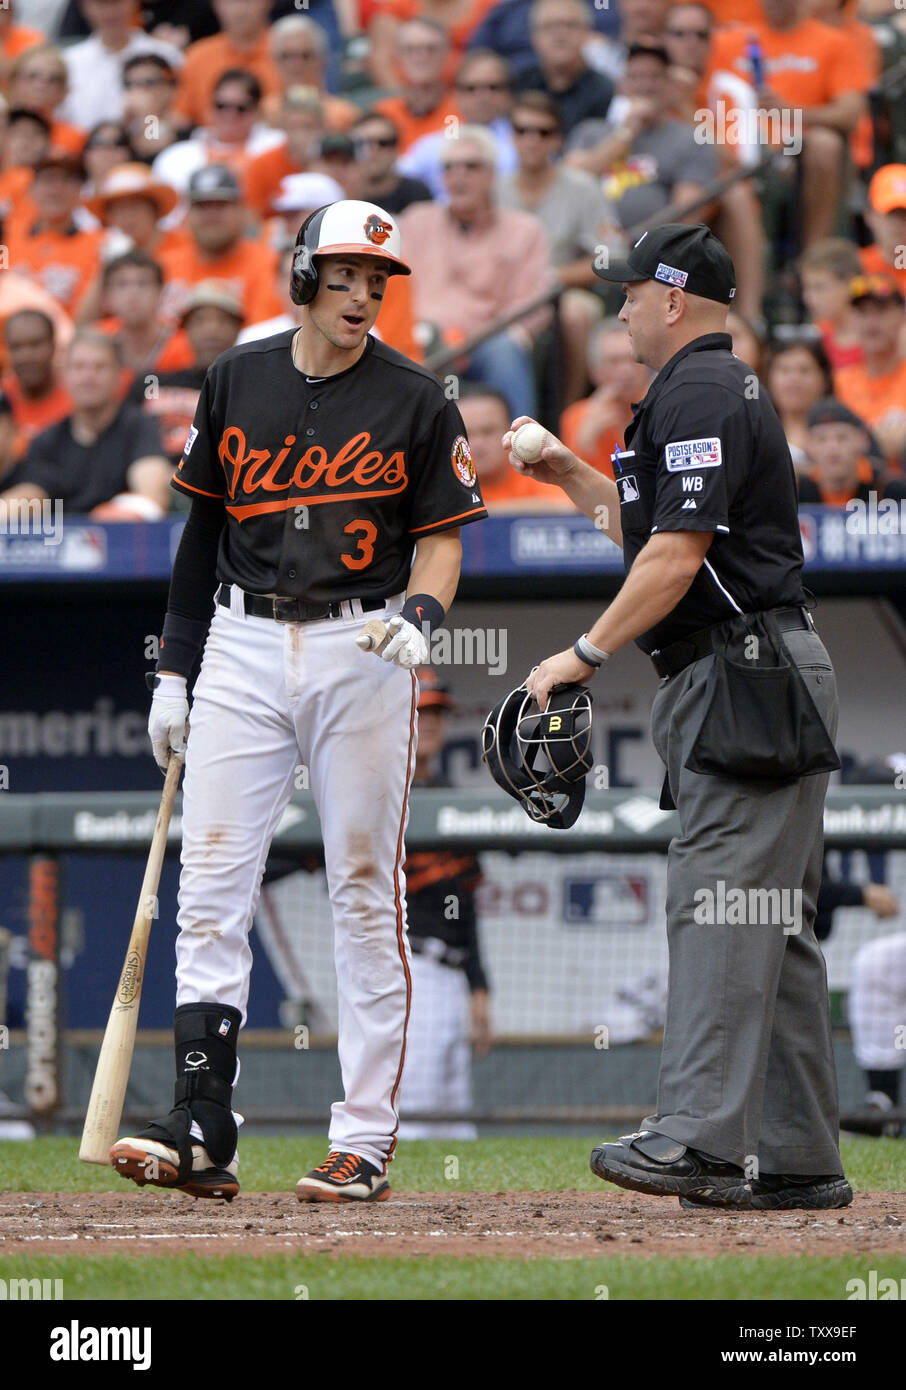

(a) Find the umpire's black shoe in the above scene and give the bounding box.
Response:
[679,1173,853,1212]
[590,1130,750,1201]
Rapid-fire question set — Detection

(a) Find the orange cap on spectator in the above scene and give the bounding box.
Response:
[867,164,906,215]
[416,668,454,711]
[86,163,179,221]
[849,271,904,304]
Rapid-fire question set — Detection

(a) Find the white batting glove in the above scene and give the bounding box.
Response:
[379,614,429,668]
[148,673,189,772]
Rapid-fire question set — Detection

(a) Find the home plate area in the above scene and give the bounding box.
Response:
[1,1190,903,1260]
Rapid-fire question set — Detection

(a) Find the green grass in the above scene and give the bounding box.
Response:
[0,1135,903,1194]
[3,1253,905,1301]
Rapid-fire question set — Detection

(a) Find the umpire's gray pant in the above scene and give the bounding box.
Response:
[644,625,843,1175]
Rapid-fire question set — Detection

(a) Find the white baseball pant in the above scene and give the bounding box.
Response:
[175,587,416,1170]
[848,931,906,1072]
[397,950,477,1140]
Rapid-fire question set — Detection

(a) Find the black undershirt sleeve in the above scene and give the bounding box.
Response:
[157,495,225,677]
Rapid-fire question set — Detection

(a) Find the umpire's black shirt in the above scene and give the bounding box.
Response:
[616,332,805,655]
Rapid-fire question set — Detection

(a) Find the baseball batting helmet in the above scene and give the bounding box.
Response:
[290,199,411,305]
[481,683,594,829]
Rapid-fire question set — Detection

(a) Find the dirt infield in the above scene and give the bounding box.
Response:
[1,1189,904,1260]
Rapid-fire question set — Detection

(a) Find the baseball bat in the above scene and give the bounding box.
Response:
[78,753,183,1165]
[356,617,391,654]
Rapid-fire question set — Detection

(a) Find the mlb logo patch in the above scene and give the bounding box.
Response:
[183,425,198,456]
[617,474,640,503]
[218,1018,232,1037]
[655,262,688,288]
[664,438,723,471]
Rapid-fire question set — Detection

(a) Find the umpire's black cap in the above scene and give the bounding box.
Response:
[595,223,736,305]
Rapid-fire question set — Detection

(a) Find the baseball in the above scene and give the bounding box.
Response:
[512,422,552,464]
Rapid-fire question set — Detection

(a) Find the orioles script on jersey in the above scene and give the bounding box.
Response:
[209,426,409,521]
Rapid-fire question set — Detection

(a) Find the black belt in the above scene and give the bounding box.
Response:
[409,936,467,971]
[651,605,814,680]
[217,584,385,624]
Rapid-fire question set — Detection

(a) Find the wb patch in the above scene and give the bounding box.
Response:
[664,437,722,471]
[617,474,640,503]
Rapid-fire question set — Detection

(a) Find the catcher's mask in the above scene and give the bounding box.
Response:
[481,683,593,829]
[290,199,411,306]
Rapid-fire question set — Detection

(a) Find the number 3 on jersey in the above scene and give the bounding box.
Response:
[341,519,377,571]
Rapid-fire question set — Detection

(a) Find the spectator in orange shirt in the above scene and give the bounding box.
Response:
[834,273,906,468]
[127,279,244,465]
[365,0,497,90]
[1,309,72,463]
[457,383,563,510]
[5,154,105,317]
[157,163,284,326]
[83,162,182,254]
[100,249,182,382]
[265,15,360,135]
[153,67,285,200]
[243,85,325,221]
[0,107,50,239]
[374,18,459,154]
[174,0,282,132]
[707,0,870,247]
[860,164,906,299]
[797,238,864,371]
[6,44,86,157]
[797,397,906,506]
[559,318,653,477]
[121,52,186,163]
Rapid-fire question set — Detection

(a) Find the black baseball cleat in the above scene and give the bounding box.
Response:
[295,1150,390,1202]
[679,1173,854,1211]
[590,1130,750,1201]
[110,1136,240,1201]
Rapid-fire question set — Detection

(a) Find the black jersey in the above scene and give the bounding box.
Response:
[171,331,487,600]
[616,333,806,655]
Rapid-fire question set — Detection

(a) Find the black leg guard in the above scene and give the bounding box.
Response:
[135,1003,241,1184]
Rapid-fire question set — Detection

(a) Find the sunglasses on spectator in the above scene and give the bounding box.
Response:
[666,27,710,39]
[443,160,487,172]
[457,81,508,93]
[280,49,319,60]
[215,99,255,114]
[512,122,559,137]
[124,75,169,89]
[354,134,397,148]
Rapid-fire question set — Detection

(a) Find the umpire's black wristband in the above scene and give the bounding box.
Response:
[402,593,445,634]
[156,611,209,679]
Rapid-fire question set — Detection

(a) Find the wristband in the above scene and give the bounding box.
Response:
[157,611,209,679]
[402,593,445,634]
[574,633,611,668]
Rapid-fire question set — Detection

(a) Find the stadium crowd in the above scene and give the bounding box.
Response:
[0,0,906,517]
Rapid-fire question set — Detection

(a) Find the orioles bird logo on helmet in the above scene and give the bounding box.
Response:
[364,213,393,245]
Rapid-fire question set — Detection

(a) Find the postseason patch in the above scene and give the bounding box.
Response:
[451,435,476,487]
[654,262,688,288]
[183,425,198,456]
[664,437,722,471]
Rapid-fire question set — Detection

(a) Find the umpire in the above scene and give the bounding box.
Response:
[509,224,850,1211]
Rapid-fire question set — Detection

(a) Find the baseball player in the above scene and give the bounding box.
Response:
[510,224,850,1212]
[110,200,487,1203]
[397,670,491,1140]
